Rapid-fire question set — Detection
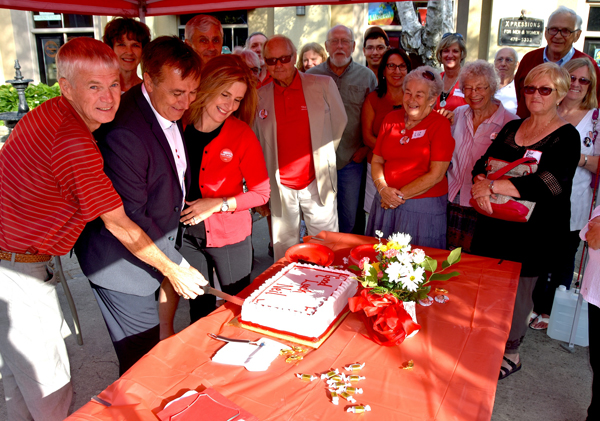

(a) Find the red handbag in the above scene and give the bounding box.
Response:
[469,157,538,223]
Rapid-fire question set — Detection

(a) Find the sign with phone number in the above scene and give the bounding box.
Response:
[498,17,544,47]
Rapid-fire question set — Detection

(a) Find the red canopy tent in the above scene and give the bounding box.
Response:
[0,0,412,18]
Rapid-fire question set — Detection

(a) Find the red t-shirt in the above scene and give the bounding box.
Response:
[373,109,455,199]
[0,96,123,255]
[274,71,315,190]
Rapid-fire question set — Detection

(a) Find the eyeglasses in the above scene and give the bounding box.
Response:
[327,38,353,47]
[463,85,490,94]
[495,57,515,64]
[197,36,222,45]
[442,32,464,40]
[250,67,261,75]
[547,27,580,37]
[523,86,556,96]
[571,75,591,85]
[386,63,408,71]
[264,55,293,66]
[422,70,436,81]
[365,45,387,53]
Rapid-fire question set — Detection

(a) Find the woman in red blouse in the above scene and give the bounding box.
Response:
[434,33,467,112]
[160,55,270,336]
[367,66,455,248]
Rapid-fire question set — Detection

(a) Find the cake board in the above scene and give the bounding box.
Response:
[229,308,351,349]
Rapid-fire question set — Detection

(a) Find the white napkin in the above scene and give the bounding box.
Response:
[211,337,290,371]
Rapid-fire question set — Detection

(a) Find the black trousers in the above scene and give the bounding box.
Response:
[533,230,581,315]
[588,302,600,420]
[90,282,160,376]
[180,234,252,323]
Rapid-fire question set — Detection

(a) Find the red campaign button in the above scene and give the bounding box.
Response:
[220,149,233,162]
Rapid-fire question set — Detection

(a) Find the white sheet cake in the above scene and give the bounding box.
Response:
[240,263,357,339]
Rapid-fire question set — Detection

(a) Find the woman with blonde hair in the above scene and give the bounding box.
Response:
[159,54,269,336]
[470,62,580,379]
[530,57,600,330]
[434,33,467,111]
[297,42,327,72]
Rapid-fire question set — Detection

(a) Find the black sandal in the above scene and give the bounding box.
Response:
[499,356,521,380]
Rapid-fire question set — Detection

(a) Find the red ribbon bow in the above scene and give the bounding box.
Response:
[349,288,421,346]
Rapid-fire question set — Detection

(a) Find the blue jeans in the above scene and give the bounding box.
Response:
[337,160,365,233]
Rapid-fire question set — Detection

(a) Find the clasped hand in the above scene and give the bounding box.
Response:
[471,175,496,215]
[180,198,222,225]
[380,186,405,209]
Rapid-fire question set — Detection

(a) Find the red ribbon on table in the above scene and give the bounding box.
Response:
[349,288,421,347]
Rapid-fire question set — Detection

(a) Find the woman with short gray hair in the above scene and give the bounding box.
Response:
[367,66,455,248]
[447,60,518,252]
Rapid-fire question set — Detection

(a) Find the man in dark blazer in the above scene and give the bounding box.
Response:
[75,36,204,374]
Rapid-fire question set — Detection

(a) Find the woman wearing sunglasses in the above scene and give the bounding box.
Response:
[529,58,600,330]
[361,48,412,217]
[159,55,270,336]
[470,62,580,379]
[434,33,467,112]
[366,66,455,248]
[447,60,518,253]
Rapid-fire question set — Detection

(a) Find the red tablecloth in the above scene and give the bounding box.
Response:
[67,231,520,421]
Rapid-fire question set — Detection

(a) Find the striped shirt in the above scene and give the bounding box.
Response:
[0,96,122,255]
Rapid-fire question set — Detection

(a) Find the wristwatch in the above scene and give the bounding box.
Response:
[220,197,229,212]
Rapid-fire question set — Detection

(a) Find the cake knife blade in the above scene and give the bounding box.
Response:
[202,284,245,306]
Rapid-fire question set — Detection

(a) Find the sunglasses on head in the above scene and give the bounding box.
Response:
[264,55,293,66]
[571,75,591,85]
[523,86,556,96]
[442,32,464,40]
[422,70,436,81]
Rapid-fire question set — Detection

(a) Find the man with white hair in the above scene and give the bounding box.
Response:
[494,47,519,114]
[307,25,377,234]
[185,14,223,65]
[514,6,600,117]
[0,37,206,420]
[254,35,347,260]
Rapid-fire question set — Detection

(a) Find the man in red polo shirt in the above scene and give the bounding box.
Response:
[254,35,347,260]
[0,38,206,420]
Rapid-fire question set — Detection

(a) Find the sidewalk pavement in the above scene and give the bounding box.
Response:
[0,217,593,420]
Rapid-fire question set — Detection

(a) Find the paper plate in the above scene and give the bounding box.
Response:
[349,243,379,267]
[284,243,335,266]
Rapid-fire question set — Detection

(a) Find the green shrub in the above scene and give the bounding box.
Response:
[0,82,60,126]
[0,82,60,113]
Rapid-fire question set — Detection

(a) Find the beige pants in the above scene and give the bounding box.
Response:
[0,259,72,420]
[272,179,338,260]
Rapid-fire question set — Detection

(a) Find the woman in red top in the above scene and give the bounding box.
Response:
[367,66,455,248]
[159,55,270,336]
[361,48,412,214]
[434,33,467,112]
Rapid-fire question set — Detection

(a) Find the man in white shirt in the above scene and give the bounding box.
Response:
[494,47,519,115]
[75,36,204,375]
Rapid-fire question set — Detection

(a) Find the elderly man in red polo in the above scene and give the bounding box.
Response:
[514,6,600,118]
[253,35,347,260]
[0,38,206,420]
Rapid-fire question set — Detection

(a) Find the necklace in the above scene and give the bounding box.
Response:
[521,114,556,146]
[439,73,458,108]
[400,113,424,145]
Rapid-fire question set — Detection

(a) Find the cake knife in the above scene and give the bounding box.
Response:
[201,284,245,306]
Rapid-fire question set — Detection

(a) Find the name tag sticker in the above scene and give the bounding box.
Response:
[412,130,426,139]
[524,149,542,163]
[454,89,465,98]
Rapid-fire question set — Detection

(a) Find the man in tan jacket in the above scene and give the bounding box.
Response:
[254,35,347,260]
